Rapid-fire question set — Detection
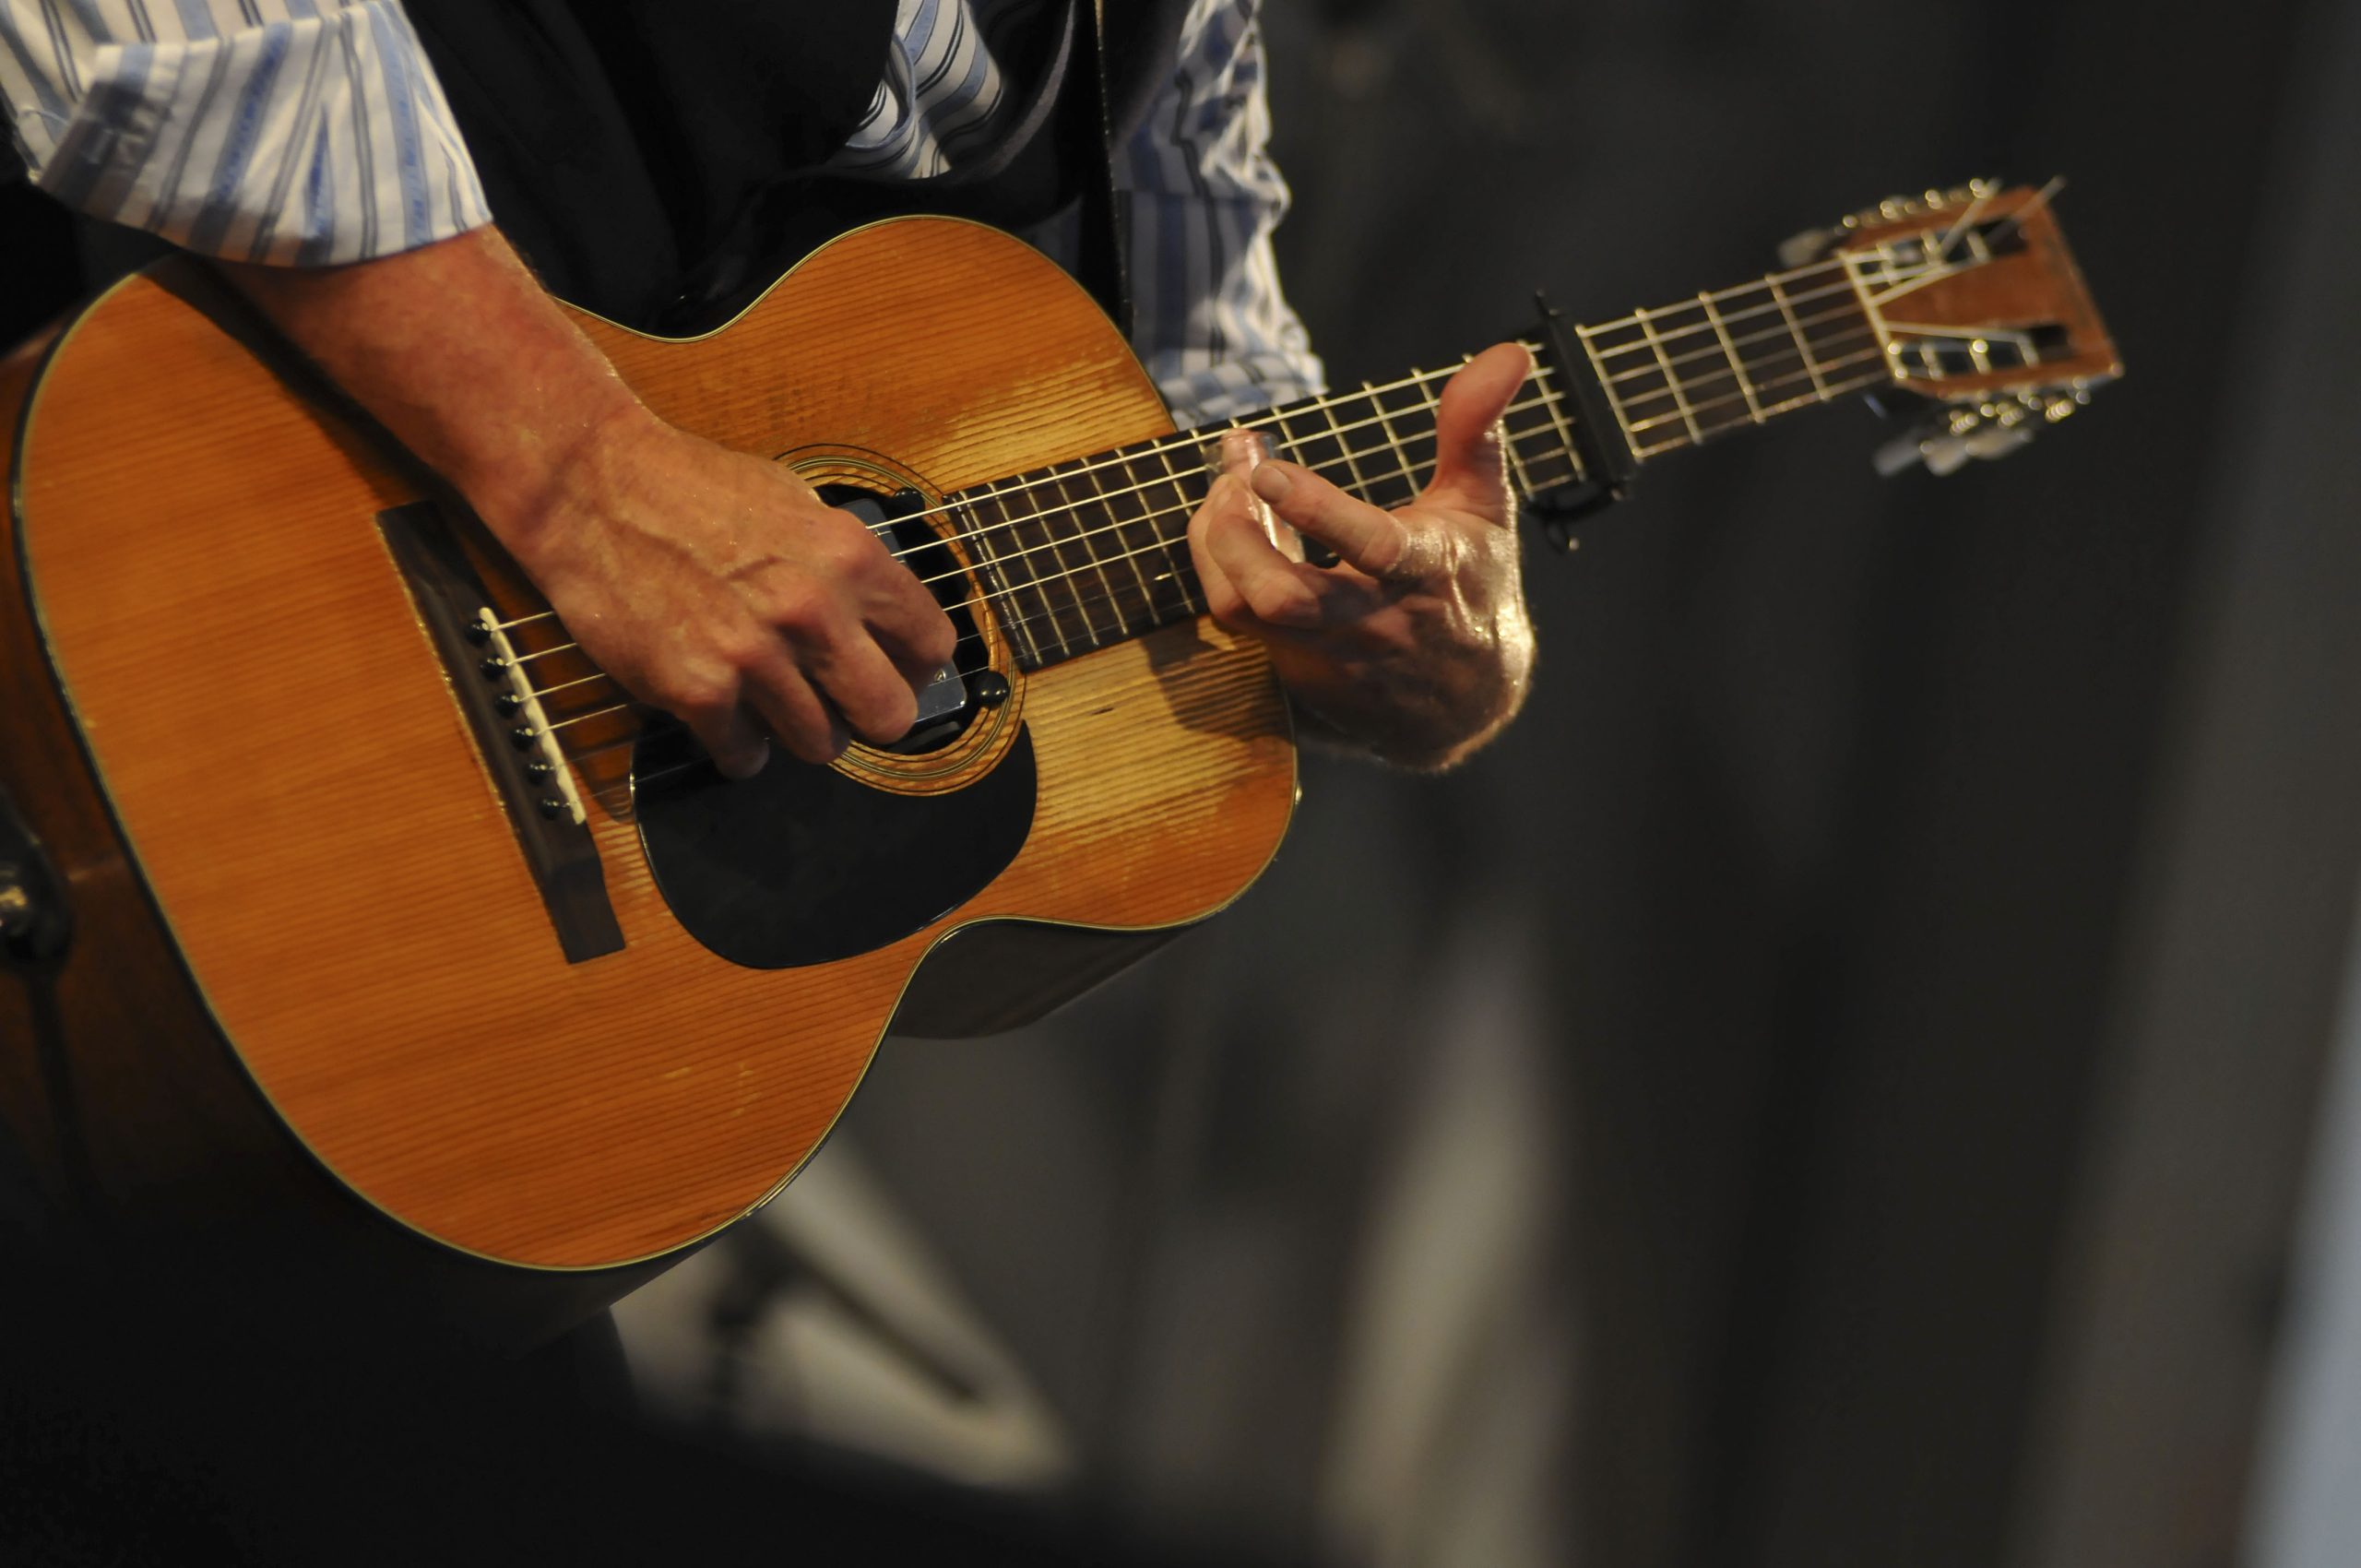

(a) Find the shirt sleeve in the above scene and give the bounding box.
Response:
[1114,0,1325,427]
[0,0,488,266]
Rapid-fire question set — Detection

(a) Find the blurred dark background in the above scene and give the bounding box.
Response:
[9,2,2361,1564]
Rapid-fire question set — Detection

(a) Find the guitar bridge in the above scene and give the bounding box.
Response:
[377,502,625,965]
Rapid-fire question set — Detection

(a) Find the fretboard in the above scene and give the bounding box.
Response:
[952,254,1883,671]
[1572,257,1885,460]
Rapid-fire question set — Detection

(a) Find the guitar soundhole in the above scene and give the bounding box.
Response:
[825,485,994,756]
[633,479,1038,969]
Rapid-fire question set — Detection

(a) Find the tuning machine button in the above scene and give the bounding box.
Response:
[1871,399,2034,477]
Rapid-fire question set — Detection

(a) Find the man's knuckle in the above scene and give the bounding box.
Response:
[761,578,828,632]
[667,664,737,717]
[860,691,919,742]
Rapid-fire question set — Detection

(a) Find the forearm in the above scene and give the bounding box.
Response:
[212,228,647,560]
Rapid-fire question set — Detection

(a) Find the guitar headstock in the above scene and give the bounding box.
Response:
[1789,179,2122,475]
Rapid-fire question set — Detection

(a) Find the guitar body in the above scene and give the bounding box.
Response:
[0,218,1294,1338]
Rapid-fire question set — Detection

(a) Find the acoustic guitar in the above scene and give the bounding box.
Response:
[0,182,2116,1344]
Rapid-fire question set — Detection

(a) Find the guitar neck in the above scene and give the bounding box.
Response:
[954,254,1884,672]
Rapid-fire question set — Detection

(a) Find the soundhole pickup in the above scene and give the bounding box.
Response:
[825,485,1006,754]
[377,503,625,964]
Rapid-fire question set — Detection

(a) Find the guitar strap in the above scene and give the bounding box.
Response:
[1072,0,1133,339]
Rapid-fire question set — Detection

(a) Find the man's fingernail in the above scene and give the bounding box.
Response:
[717,742,770,779]
[1251,464,1293,501]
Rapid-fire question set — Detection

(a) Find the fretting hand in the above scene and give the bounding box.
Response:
[1184,342,1538,770]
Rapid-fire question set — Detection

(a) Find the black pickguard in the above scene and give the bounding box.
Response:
[634,728,1036,970]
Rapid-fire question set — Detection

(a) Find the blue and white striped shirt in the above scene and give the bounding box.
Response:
[0,0,1323,424]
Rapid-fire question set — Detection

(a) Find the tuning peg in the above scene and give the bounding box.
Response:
[1870,400,2036,478]
[1786,180,1999,268]
[1778,226,1838,267]
[1961,422,2035,461]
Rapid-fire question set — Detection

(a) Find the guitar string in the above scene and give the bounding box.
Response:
[528,375,1877,753]
[899,383,1572,585]
[489,317,1864,676]
[838,359,1477,547]
[483,252,1943,699]
[494,398,1568,701]
[1604,304,1872,394]
[911,281,1879,573]
[768,246,1937,555]
[504,326,1886,707]
[894,309,1877,600]
[1622,343,1889,438]
[1585,269,1878,367]
[507,358,1890,715]
[503,405,1536,708]
[1574,245,1958,343]
[470,270,1891,645]
[528,362,1901,755]
[467,251,1940,651]
[1604,325,1879,429]
[499,380,1575,683]
[1581,238,1996,361]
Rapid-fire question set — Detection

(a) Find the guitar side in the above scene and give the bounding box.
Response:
[0,218,1296,1288]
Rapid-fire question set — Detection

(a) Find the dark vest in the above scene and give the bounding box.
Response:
[400,0,1192,334]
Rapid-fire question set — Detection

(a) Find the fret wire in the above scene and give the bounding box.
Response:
[1580,271,1853,358]
[1611,325,1875,418]
[962,488,1045,668]
[1631,367,1891,458]
[1146,439,1205,615]
[1624,348,1888,440]
[1078,460,1152,636]
[845,264,1893,559]
[529,404,1634,707]
[917,381,1457,564]
[1367,378,1423,504]
[911,383,1568,579]
[731,363,1473,588]
[1101,452,1170,624]
[1699,291,1764,424]
[1262,402,1317,508]
[1047,465,1129,645]
[949,420,1447,613]
[973,414,1596,646]
[983,477,1071,661]
[522,410,1599,703]
[1321,388,1376,500]
[1581,252,1955,354]
[1633,306,1705,445]
[801,362,1471,559]
[508,379,1571,683]
[1603,294,1870,390]
[1576,252,1855,337]
[1529,350,1587,488]
[1623,343,1887,436]
[876,363,1573,577]
[1577,323,1643,471]
[1583,269,1882,365]
[1767,272,1833,399]
[995,475,1072,662]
